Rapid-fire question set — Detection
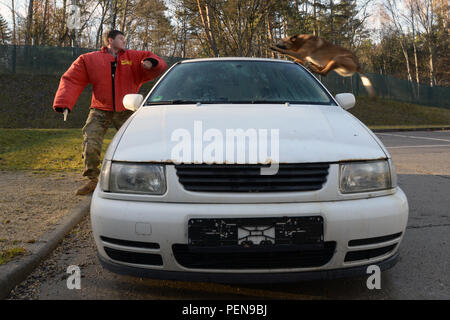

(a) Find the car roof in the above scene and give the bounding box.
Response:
[180,57,295,64]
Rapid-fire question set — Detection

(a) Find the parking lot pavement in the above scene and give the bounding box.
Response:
[8,131,450,300]
[377,131,450,176]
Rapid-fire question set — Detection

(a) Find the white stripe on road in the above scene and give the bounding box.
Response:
[387,144,450,149]
[378,132,450,143]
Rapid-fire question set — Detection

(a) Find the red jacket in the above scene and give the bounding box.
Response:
[53,46,167,113]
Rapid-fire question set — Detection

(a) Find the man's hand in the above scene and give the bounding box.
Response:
[142,60,153,70]
[142,57,158,70]
[54,107,70,121]
[54,107,69,113]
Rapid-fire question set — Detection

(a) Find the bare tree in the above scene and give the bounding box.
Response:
[196,0,218,56]
[25,0,34,45]
[11,0,16,44]
[383,0,414,85]
[413,0,437,86]
[110,0,119,29]
[59,0,70,46]
[96,0,109,48]
[40,0,49,45]
[403,0,421,93]
[120,0,130,33]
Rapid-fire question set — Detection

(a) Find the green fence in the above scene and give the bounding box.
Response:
[0,44,449,109]
[0,44,183,75]
[319,72,450,109]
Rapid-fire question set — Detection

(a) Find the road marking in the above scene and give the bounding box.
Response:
[378,133,450,143]
[386,144,450,149]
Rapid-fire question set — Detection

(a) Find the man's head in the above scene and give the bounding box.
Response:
[103,30,126,50]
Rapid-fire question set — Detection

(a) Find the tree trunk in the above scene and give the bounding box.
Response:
[96,2,107,48]
[399,38,413,82]
[267,16,275,58]
[110,0,117,29]
[182,7,187,58]
[237,1,242,56]
[411,8,420,96]
[143,16,149,50]
[413,0,436,86]
[313,0,317,36]
[330,0,335,43]
[59,0,68,46]
[11,0,16,45]
[25,0,34,45]
[40,0,49,45]
[428,44,435,86]
[196,0,219,56]
[205,3,218,56]
[121,0,130,33]
[401,42,416,98]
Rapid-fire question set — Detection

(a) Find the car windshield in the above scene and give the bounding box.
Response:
[144,60,335,105]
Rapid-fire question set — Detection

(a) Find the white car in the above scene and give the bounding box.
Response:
[91,58,408,283]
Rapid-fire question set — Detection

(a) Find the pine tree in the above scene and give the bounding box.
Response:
[0,14,12,44]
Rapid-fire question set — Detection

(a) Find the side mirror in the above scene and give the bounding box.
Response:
[123,94,144,111]
[335,93,355,110]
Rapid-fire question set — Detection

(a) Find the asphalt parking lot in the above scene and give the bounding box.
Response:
[9,130,450,300]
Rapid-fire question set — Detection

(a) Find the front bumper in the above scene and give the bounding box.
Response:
[90,187,408,282]
[98,251,399,284]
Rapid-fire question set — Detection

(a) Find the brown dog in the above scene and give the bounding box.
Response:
[270,34,375,98]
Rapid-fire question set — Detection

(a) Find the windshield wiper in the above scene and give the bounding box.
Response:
[146,99,200,105]
[145,99,330,105]
[227,100,289,104]
[231,100,331,105]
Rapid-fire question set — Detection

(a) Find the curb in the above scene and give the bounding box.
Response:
[0,196,92,299]
[371,126,450,133]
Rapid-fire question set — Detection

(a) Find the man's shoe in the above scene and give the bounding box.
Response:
[75,178,98,195]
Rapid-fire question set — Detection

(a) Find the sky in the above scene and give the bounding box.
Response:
[0,0,27,24]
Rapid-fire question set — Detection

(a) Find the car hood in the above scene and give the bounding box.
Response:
[112,104,387,163]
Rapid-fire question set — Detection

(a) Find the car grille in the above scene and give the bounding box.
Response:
[100,236,160,249]
[172,242,336,269]
[348,232,402,247]
[104,247,163,266]
[175,163,330,192]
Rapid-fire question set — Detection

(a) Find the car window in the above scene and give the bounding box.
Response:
[145,60,334,105]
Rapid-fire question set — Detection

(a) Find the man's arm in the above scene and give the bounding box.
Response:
[53,55,89,113]
[136,51,167,84]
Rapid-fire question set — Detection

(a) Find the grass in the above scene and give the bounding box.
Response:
[0,97,449,171]
[350,97,450,126]
[0,247,26,265]
[0,128,116,171]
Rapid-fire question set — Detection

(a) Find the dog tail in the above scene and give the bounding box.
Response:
[359,72,376,99]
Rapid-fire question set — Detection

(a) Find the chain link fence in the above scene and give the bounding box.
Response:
[0,44,449,109]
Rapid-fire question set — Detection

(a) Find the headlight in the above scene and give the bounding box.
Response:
[339,160,392,193]
[99,159,112,191]
[105,162,166,195]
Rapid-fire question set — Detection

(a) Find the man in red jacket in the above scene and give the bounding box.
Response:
[53,30,167,195]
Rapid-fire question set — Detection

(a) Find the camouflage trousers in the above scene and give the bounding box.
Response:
[81,108,134,180]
